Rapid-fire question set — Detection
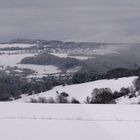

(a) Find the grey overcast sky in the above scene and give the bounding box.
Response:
[0,0,140,43]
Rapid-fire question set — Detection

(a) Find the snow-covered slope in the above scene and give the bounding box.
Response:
[0,102,140,140]
[16,76,138,103]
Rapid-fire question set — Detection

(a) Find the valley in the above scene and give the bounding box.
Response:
[0,39,140,104]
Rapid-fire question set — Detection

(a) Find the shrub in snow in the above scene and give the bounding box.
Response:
[120,87,130,96]
[90,88,113,104]
[113,87,131,99]
[128,87,136,95]
[60,92,69,97]
[134,77,140,91]
[128,94,136,98]
[84,96,91,104]
[113,91,120,98]
[56,94,69,103]
[127,86,136,98]
[38,97,48,103]
[30,97,55,103]
[30,98,38,103]
[71,97,80,104]
[8,97,15,101]
[0,83,11,101]
[47,97,56,103]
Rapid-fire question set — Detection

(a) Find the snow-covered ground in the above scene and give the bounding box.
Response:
[0,52,61,77]
[0,53,35,66]
[51,53,68,58]
[51,53,95,60]
[16,76,138,103]
[18,64,61,75]
[0,102,140,140]
[93,48,119,55]
[0,43,35,49]
[0,50,40,55]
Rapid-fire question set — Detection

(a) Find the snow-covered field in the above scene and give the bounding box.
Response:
[92,48,119,55]
[0,53,35,66]
[17,76,138,104]
[0,43,35,49]
[0,102,140,140]
[0,52,61,77]
[51,53,95,60]
[18,64,61,75]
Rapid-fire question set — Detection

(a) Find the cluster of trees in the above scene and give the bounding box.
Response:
[30,91,80,104]
[1,66,140,102]
[72,68,140,84]
[0,73,26,100]
[0,73,70,101]
[83,78,140,104]
[21,53,83,71]
[84,87,136,104]
[134,76,140,91]
[106,68,140,79]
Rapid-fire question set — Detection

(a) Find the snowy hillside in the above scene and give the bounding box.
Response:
[16,76,138,104]
[0,102,140,140]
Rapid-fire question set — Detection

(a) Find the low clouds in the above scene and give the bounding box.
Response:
[0,0,140,43]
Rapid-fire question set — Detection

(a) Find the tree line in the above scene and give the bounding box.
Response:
[1,67,140,101]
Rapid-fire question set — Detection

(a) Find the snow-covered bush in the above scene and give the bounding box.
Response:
[30,98,38,103]
[134,77,140,91]
[119,87,130,96]
[60,92,69,97]
[30,97,56,103]
[90,88,113,104]
[113,87,132,99]
[47,97,56,103]
[56,94,69,103]
[38,97,48,103]
[71,97,80,104]
[84,96,91,104]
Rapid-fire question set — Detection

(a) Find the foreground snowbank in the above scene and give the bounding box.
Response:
[0,102,140,140]
[0,102,140,121]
